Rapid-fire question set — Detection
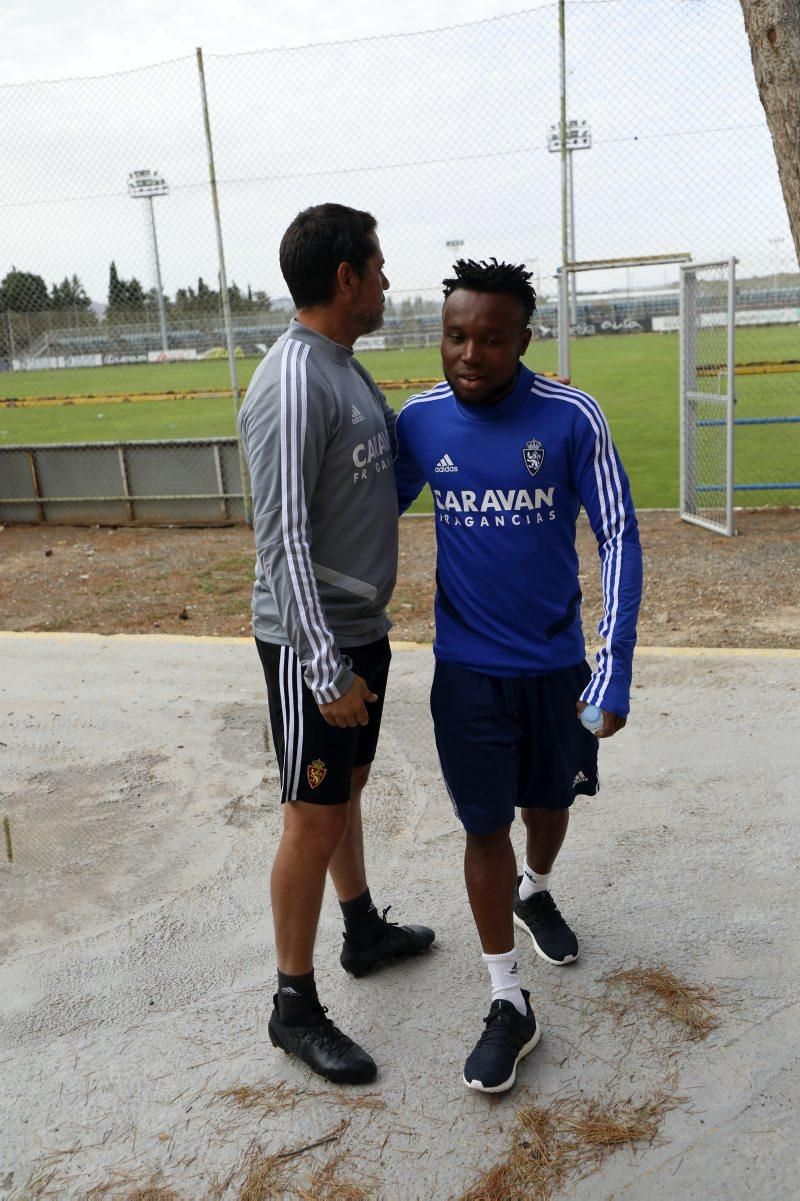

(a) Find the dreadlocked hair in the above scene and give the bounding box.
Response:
[442,258,537,324]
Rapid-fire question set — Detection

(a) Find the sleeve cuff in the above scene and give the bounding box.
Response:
[580,675,631,718]
[309,660,355,705]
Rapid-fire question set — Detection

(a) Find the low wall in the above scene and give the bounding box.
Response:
[0,438,246,525]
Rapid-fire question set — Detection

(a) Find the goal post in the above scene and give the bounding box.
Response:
[679,257,736,537]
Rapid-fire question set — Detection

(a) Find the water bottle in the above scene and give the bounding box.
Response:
[580,704,604,734]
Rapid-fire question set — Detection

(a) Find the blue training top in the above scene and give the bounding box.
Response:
[394,363,644,717]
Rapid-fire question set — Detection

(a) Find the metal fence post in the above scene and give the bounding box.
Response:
[679,266,697,517]
[117,444,135,523]
[726,256,737,537]
[196,46,252,525]
[557,0,570,382]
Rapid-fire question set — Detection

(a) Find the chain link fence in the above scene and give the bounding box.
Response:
[1,0,798,516]
[681,261,735,534]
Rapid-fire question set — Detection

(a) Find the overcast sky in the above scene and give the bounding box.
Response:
[2,1,796,315]
[1,0,523,82]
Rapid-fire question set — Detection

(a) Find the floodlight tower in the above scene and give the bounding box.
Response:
[444,241,465,323]
[768,236,785,297]
[445,238,465,269]
[548,118,591,329]
[525,257,542,301]
[128,169,169,354]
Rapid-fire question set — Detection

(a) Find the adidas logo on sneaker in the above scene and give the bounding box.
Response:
[435,453,458,472]
[351,404,365,424]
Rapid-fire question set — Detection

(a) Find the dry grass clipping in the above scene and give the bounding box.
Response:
[217,1079,303,1118]
[295,1150,377,1200]
[237,1120,351,1201]
[459,1089,684,1201]
[599,965,722,1040]
[237,1145,290,1201]
[216,1080,386,1121]
[324,1092,386,1115]
[86,1177,183,1200]
[17,1166,59,1199]
[123,1187,183,1201]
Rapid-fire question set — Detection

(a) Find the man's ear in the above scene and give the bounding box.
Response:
[520,327,533,357]
[335,260,355,297]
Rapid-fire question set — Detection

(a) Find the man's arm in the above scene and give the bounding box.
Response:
[394,406,428,514]
[570,391,643,732]
[240,339,356,707]
[378,391,397,457]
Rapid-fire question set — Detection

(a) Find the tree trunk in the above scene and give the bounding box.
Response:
[739,0,800,265]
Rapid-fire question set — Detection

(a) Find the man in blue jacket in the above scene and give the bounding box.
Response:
[395,259,643,1094]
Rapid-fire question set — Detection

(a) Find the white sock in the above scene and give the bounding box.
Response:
[519,860,550,901]
[482,948,527,1016]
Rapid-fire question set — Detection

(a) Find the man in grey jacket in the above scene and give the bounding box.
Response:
[238,204,434,1085]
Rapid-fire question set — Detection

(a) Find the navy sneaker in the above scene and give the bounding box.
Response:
[463,989,541,1093]
[268,996,377,1084]
[340,906,435,978]
[513,880,579,965]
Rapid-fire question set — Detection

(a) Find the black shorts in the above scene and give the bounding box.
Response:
[255,635,391,805]
[430,659,599,835]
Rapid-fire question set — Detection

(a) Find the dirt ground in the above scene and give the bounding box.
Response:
[1,508,798,647]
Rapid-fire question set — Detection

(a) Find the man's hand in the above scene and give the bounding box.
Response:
[576,700,627,739]
[319,675,378,729]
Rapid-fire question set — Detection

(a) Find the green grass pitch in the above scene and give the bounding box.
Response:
[1,326,797,510]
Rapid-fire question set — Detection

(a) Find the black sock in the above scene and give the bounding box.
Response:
[340,888,383,943]
[276,968,318,1019]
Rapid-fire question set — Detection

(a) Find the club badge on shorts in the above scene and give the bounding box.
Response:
[307,759,327,789]
[523,438,545,477]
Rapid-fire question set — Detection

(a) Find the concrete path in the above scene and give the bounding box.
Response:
[1,634,798,1200]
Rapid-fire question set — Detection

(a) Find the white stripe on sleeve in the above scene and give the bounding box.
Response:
[556,388,626,708]
[279,338,340,702]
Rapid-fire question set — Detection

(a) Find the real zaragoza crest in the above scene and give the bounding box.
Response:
[307,759,327,789]
[523,438,545,477]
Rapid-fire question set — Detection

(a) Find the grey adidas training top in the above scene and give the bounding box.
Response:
[238,320,398,704]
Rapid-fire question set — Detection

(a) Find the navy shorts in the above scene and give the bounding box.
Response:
[430,659,599,835]
[256,636,391,805]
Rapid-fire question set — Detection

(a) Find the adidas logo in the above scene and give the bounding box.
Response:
[573,771,588,786]
[351,404,365,424]
[509,961,518,975]
[434,453,458,473]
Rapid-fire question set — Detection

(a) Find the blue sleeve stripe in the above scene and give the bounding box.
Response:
[533,377,627,709]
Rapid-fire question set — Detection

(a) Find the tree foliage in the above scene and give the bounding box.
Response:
[107,260,145,313]
[50,275,92,311]
[172,276,270,315]
[1,261,271,323]
[0,268,50,313]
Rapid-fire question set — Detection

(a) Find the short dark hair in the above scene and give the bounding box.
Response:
[279,203,378,308]
[442,258,537,325]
